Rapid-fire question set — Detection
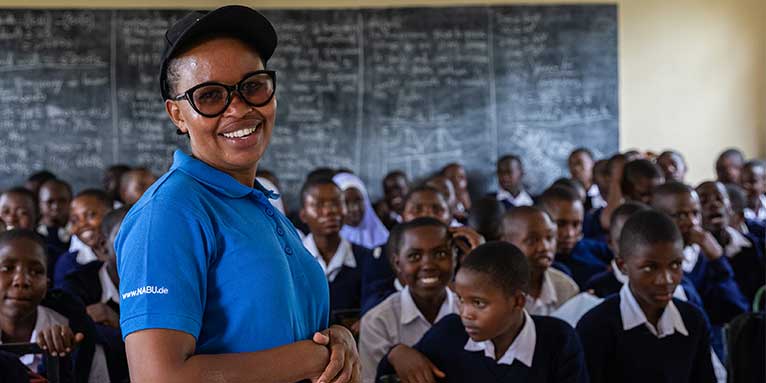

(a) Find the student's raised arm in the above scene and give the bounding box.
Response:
[125,329,329,383]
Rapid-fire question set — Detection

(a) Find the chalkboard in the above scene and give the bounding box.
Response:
[0,5,618,206]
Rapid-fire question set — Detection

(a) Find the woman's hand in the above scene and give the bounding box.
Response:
[312,325,361,383]
[387,344,445,383]
[36,324,84,357]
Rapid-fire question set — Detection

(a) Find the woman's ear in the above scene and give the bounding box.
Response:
[165,100,188,135]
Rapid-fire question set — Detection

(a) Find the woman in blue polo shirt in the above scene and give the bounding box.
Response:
[115,6,360,382]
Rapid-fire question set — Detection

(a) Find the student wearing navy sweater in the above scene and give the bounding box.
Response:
[586,202,703,309]
[652,182,749,326]
[577,210,716,383]
[379,241,588,383]
[697,181,765,302]
[300,177,372,326]
[493,154,535,209]
[725,183,766,252]
[538,186,610,288]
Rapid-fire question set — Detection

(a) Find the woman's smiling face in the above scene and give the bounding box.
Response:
[165,37,276,183]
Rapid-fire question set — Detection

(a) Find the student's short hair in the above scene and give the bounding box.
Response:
[551,178,585,195]
[659,150,686,166]
[74,189,113,210]
[537,185,581,212]
[467,196,506,241]
[609,202,650,238]
[569,147,594,161]
[594,159,609,177]
[119,167,153,187]
[440,163,463,175]
[744,159,766,173]
[101,206,130,237]
[652,181,695,203]
[384,170,408,182]
[460,241,530,296]
[717,148,744,163]
[607,153,626,174]
[403,185,447,207]
[305,167,337,183]
[619,210,682,259]
[386,217,449,263]
[501,205,549,234]
[621,159,663,192]
[1,187,39,219]
[497,154,522,169]
[725,183,747,214]
[38,178,73,198]
[299,177,339,207]
[0,229,47,258]
[26,170,56,185]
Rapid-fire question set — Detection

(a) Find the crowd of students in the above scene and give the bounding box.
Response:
[0,147,764,382]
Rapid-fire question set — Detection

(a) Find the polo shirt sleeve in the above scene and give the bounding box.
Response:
[116,198,215,340]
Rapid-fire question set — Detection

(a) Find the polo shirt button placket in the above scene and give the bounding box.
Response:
[266,208,274,217]
[276,227,284,236]
[285,246,293,255]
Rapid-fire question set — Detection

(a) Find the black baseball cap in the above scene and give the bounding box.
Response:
[159,5,278,100]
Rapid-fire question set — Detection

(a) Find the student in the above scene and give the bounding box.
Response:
[0,187,38,231]
[696,181,764,302]
[441,163,471,222]
[715,148,745,185]
[0,229,109,382]
[585,202,703,310]
[333,172,389,249]
[118,167,157,206]
[568,148,602,210]
[425,175,460,226]
[501,206,579,315]
[101,164,130,208]
[553,178,587,204]
[495,154,534,209]
[741,160,766,221]
[53,190,112,287]
[657,150,688,182]
[538,186,610,288]
[300,178,371,321]
[652,182,748,327]
[61,207,129,383]
[402,185,452,225]
[379,241,588,383]
[576,210,716,383]
[725,183,765,251]
[36,178,73,256]
[591,159,610,209]
[24,170,56,197]
[359,218,459,383]
[376,171,410,229]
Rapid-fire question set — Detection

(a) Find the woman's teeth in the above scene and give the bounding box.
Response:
[222,126,258,138]
[420,277,439,285]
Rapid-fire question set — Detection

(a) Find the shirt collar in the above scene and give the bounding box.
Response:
[99,263,120,305]
[724,226,752,257]
[170,150,278,200]
[464,310,536,367]
[682,244,700,273]
[303,235,356,282]
[619,284,688,338]
[69,235,98,265]
[400,286,456,325]
[496,189,534,206]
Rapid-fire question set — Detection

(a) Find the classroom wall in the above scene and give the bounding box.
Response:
[2,0,765,185]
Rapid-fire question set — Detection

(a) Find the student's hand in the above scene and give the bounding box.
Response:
[86,302,120,328]
[312,325,361,383]
[387,344,445,383]
[688,226,723,260]
[36,324,84,357]
[349,320,361,337]
[449,226,485,255]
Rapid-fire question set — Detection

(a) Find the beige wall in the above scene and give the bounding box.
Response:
[2,0,765,184]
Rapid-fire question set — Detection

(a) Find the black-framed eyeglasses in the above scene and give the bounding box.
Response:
[172,70,276,118]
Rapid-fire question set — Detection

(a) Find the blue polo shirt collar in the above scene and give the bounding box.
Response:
[170,150,279,200]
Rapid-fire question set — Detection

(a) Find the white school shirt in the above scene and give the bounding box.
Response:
[496,189,534,207]
[588,184,607,209]
[98,263,120,305]
[682,244,701,273]
[525,268,579,316]
[69,235,98,265]
[723,226,752,257]
[743,195,766,221]
[302,235,356,282]
[359,287,458,383]
[619,284,688,338]
[0,306,109,383]
[464,310,536,367]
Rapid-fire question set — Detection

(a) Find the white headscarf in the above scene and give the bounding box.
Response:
[332,172,389,249]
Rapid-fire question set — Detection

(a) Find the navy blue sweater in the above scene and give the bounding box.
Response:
[378,314,589,383]
[726,232,765,303]
[576,296,716,383]
[684,251,748,325]
[582,207,608,244]
[328,244,373,321]
[358,244,398,315]
[553,239,610,288]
